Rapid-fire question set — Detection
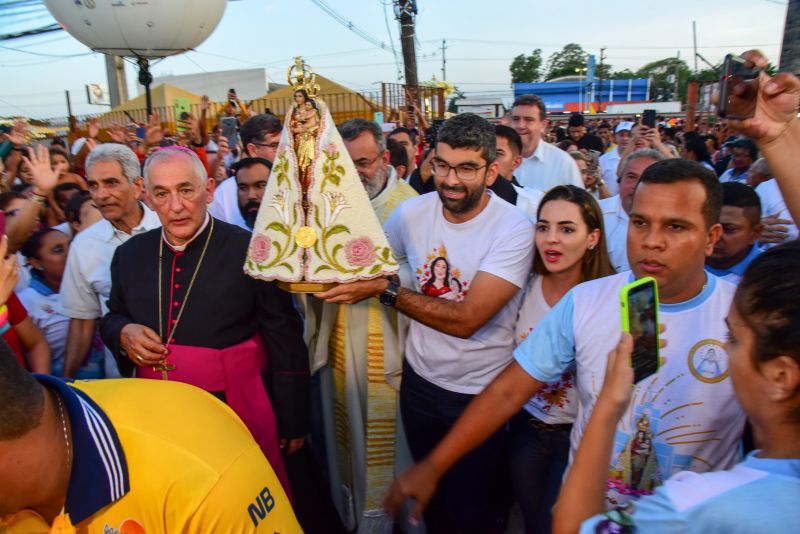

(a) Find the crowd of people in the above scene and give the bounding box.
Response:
[0,50,798,533]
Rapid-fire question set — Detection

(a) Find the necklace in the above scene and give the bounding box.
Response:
[54,392,71,474]
[156,218,215,379]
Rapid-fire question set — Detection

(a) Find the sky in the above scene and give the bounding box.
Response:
[0,0,789,119]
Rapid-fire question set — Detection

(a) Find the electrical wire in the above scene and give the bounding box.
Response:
[0,43,94,58]
[382,0,402,80]
[310,0,392,54]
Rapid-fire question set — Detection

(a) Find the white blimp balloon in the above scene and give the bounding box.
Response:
[43,0,227,58]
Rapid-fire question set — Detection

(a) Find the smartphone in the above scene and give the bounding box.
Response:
[174,98,192,133]
[221,116,238,149]
[718,54,760,120]
[641,109,656,129]
[620,277,661,383]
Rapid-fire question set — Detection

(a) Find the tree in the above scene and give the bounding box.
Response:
[545,43,588,80]
[633,57,693,102]
[510,49,543,83]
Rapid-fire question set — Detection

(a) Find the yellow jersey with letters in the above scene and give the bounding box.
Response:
[0,376,301,533]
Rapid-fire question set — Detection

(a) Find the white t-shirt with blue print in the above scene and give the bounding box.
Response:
[579,453,800,533]
[513,271,744,506]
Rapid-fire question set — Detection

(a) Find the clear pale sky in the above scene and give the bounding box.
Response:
[0,0,788,118]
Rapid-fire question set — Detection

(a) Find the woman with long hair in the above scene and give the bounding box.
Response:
[510,184,613,534]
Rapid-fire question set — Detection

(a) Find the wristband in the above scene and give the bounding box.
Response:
[0,304,9,335]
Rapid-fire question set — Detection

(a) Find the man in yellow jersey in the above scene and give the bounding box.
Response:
[0,340,301,533]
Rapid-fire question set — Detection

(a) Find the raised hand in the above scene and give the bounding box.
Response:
[0,236,19,306]
[144,112,164,147]
[24,144,59,195]
[87,117,100,139]
[108,123,127,144]
[8,118,28,147]
[728,50,800,144]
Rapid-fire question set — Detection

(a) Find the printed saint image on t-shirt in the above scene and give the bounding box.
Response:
[416,246,469,301]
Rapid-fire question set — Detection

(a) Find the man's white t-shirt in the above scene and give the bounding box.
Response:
[515,140,583,192]
[600,195,630,272]
[384,191,534,394]
[756,178,798,247]
[598,147,622,197]
[514,274,577,424]
[514,272,744,505]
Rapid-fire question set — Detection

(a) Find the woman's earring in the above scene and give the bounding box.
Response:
[588,244,595,250]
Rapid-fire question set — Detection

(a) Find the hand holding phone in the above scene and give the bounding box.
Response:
[718,54,760,120]
[641,109,656,129]
[620,277,661,383]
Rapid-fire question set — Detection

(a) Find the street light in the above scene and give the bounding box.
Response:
[575,66,588,113]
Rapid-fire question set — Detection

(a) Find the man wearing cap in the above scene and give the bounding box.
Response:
[567,113,604,153]
[598,121,634,197]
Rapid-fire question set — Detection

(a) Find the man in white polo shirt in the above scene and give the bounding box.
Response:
[598,121,634,196]
[386,159,744,521]
[510,94,583,192]
[601,149,666,272]
[318,113,534,532]
[60,144,161,378]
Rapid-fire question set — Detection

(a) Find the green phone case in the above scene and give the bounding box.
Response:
[619,276,661,377]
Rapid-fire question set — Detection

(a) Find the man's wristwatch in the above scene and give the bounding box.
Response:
[379,277,400,307]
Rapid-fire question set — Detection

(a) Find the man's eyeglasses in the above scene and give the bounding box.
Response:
[252,142,280,150]
[431,159,488,181]
[353,154,381,170]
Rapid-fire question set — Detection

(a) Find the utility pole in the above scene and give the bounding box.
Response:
[440,39,448,81]
[104,54,129,107]
[394,0,418,106]
[692,21,698,76]
[597,47,606,111]
[780,0,800,75]
[674,51,680,101]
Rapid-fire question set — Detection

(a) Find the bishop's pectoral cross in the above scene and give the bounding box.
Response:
[153,360,176,380]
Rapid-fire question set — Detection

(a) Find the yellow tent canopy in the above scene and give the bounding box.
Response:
[97,83,204,127]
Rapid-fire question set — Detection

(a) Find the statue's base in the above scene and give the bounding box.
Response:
[277,281,337,294]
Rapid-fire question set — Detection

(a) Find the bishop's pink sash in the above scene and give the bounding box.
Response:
[136,335,291,499]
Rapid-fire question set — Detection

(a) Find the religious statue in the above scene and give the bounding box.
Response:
[289,88,320,191]
[244,57,399,292]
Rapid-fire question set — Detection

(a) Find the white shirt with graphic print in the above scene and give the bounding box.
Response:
[384,191,534,394]
[514,274,578,425]
[514,271,744,506]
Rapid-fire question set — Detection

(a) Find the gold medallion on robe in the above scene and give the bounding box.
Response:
[295,226,317,248]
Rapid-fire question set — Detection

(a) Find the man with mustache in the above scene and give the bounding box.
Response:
[318,113,534,532]
[60,143,161,378]
[232,158,271,231]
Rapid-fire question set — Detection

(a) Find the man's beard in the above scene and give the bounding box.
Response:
[240,200,260,230]
[360,165,388,200]
[436,181,485,215]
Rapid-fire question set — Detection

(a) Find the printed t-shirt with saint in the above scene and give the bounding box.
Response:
[579,453,800,533]
[514,274,577,425]
[0,376,301,533]
[514,271,744,506]
[384,190,534,394]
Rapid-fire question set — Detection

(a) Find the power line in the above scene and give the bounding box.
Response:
[0,43,94,58]
[424,38,781,51]
[382,0,402,80]
[310,0,392,54]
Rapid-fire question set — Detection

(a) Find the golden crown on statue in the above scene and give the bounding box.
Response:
[287,56,321,98]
